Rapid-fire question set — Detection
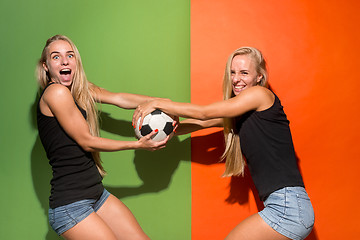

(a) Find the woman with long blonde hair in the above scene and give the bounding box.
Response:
[133,47,314,240]
[37,34,168,239]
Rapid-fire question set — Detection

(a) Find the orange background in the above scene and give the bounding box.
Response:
[191,0,360,239]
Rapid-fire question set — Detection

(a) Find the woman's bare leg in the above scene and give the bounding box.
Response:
[225,213,291,240]
[61,212,117,240]
[97,194,150,240]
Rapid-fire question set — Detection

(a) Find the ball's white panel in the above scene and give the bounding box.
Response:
[148,115,166,129]
[142,114,152,124]
[152,130,167,142]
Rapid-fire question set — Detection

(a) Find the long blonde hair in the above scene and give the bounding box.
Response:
[36,35,106,176]
[221,47,268,177]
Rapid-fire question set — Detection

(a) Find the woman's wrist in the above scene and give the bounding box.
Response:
[155,99,170,112]
[154,99,161,110]
[132,140,142,150]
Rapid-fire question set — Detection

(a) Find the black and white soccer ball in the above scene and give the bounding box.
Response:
[134,109,174,142]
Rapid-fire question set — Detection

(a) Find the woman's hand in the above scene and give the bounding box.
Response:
[132,100,159,129]
[137,129,169,151]
[172,115,180,133]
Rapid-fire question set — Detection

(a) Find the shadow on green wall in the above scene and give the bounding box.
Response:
[31,136,61,240]
[100,112,190,199]
[29,91,189,239]
[30,91,61,239]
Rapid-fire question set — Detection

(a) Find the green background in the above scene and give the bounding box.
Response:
[0,0,191,239]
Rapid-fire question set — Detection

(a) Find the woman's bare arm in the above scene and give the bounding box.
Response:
[42,84,167,152]
[89,82,159,109]
[175,118,223,135]
[133,86,274,127]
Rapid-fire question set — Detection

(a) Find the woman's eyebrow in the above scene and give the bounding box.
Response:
[50,50,74,55]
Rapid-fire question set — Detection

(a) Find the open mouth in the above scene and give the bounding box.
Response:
[234,85,245,90]
[60,69,71,75]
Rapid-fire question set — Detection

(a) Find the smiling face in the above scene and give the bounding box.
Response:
[43,40,76,87]
[231,54,262,96]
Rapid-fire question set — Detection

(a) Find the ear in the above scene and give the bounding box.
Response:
[42,62,49,72]
[256,74,263,83]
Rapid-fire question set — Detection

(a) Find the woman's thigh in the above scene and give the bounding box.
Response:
[96,194,150,240]
[225,213,291,240]
[61,212,117,240]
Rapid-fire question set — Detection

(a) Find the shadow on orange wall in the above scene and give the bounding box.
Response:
[191,131,263,210]
[191,129,319,240]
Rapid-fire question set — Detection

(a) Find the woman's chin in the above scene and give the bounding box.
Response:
[233,89,243,95]
[59,80,72,87]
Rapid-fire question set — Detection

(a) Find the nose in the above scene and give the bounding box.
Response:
[61,57,69,65]
[232,73,241,83]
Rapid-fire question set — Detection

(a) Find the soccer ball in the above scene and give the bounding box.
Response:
[134,109,174,142]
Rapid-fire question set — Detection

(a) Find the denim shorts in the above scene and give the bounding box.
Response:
[48,189,110,235]
[258,187,315,240]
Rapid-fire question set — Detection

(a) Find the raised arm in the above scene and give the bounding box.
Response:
[41,84,167,152]
[89,82,158,109]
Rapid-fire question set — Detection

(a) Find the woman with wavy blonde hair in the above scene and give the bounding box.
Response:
[221,47,268,177]
[36,34,168,239]
[37,34,106,176]
[133,47,314,240]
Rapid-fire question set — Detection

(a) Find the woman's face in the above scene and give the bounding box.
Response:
[231,54,262,96]
[43,40,76,87]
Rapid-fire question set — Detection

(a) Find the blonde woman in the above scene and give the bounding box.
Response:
[133,47,314,240]
[36,35,168,239]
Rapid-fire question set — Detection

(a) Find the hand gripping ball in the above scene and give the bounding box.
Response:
[134,110,174,142]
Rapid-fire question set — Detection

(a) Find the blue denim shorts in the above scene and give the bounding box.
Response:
[48,189,110,235]
[258,187,315,240]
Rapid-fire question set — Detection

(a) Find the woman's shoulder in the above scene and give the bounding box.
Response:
[242,86,274,111]
[246,85,271,93]
[242,86,273,100]
[42,84,73,105]
[43,83,71,97]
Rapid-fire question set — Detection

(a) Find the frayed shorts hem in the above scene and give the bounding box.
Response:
[259,211,302,240]
[48,189,110,235]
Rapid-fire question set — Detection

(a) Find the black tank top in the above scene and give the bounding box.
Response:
[37,84,104,208]
[237,93,304,201]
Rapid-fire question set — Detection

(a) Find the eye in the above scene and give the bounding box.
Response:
[68,54,74,58]
[241,71,248,75]
[53,55,59,60]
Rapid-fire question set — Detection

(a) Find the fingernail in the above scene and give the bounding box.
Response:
[172,122,176,126]
[139,127,141,130]
[155,129,158,132]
